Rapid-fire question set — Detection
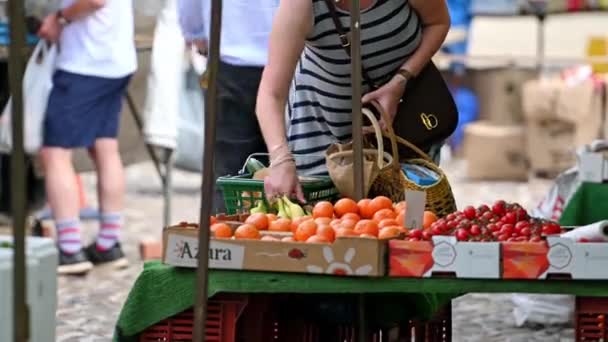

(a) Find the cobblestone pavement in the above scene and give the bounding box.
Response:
[52,158,576,341]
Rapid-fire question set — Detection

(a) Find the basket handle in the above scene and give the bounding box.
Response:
[361,107,386,168]
[392,135,434,164]
[363,101,400,165]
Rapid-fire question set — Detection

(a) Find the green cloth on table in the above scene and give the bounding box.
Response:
[115,261,608,341]
[114,261,454,341]
[560,182,608,226]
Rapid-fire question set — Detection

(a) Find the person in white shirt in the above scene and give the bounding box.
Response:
[38,0,136,275]
[177,0,279,213]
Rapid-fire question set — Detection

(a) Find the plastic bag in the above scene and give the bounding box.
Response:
[173,67,205,172]
[512,294,574,327]
[0,41,57,154]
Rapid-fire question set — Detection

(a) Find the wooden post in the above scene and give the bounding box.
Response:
[8,0,29,341]
[349,1,367,341]
[193,0,222,340]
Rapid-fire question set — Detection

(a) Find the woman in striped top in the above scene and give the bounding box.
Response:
[257,0,450,201]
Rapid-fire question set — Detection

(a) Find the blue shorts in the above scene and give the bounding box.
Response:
[43,70,132,148]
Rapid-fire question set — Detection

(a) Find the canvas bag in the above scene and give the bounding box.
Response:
[325,108,393,199]
[0,41,57,154]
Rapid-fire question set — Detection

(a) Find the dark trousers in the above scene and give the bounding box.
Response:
[210,61,266,213]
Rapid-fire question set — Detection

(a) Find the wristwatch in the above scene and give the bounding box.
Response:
[56,10,70,26]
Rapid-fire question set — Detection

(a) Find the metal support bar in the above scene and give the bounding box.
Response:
[8,0,29,341]
[193,0,222,340]
[349,1,367,341]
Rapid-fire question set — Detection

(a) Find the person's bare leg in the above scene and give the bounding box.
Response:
[89,138,124,214]
[86,138,128,268]
[40,146,93,274]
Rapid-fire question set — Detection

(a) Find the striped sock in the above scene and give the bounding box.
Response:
[56,219,83,254]
[96,212,122,251]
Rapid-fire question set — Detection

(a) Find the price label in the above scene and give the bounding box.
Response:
[404,190,426,229]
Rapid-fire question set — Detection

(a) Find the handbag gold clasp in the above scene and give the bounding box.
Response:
[420,113,439,130]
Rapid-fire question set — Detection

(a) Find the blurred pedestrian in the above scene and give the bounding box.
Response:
[38,0,137,275]
[177,0,279,213]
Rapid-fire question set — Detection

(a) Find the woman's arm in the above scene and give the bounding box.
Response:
[256,0,313,163]
[177,0,206,43]
[400,0,450,76]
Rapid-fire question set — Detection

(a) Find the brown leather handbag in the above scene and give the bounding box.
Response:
[323,0,459,159]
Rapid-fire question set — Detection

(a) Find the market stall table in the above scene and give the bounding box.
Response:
[114,261,608,341]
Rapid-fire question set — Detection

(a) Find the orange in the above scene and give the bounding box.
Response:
[378,227,401,240]
[246,213,269,230]
[340,219,358,230]
[313,201,334,219]
[291,216,312,234]
[261,235,280,242]
[360,233,377,239]
[316,225,336,243]
[396,212,405,227]
[281,236,296,242]
[358,199,375,219]
[234,224,261,240]
[369,196,393,215]
[295,220,318,242]
[378,218,400,229]
[394,201,407,213]
[266,214,278,222]
[330,219,343,230]
[314,217,332,226]
[334,198,359,217]
[211,223,232,239]
[335,227,358,238]
[306,235,330,244]
[354,220,379,237]
[372,208,397,223]
[423,211,438,229]
[341,212,361,222]
[268,218,292,232]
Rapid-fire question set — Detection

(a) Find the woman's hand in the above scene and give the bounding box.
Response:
[38,13,62,43]
[361,75,407,130]
[264,161,306,203]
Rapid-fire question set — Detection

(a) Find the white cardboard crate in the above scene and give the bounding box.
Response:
[0,237,57,342]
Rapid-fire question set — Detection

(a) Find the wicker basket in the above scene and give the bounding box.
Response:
[364,107,457,218]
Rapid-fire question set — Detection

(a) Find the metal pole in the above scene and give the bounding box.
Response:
[349,1,366,341]
[193,0,222,340]
[8,0,29,341]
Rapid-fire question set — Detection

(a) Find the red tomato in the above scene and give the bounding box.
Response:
[463,206,477,220]
[455,228,469,241]
[470,225,481,236]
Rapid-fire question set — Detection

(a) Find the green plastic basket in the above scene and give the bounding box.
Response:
[216,174,339,215]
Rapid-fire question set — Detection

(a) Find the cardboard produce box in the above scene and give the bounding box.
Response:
[463,121,529,180]
[471,69,537,125]
[521,78,562,121]
[162,223,386,277]
[502,237,608,280]
[388,236,500,279]
[555,79,604,147]
[526,119,576,175]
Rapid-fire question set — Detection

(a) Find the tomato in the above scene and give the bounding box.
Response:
[422,230,433,241]
[409,229,423,239]
[507,237,518,242]
[500,224,514,236]
[520,227,531,237]
[478,204,490,213]
[492,200,506,215]
[530,236,543,243]
[455,228,469,241]
[463,206,477,220]
[436,221,447,232]
[487,223,498,232]
[542,223,561,236]
[432,226,443,236]
[503,212,517,225]
[481,211,494,221]
[408,237,421,242]
[470,225,481,236]
[498,234,509,242]
[515,208,528,221]
[446,213,456,221]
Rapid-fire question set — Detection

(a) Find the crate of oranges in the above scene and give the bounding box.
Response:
[162,195,435,277]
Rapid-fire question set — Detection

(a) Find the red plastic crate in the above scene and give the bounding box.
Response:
[139,295,451,342]
[576,297,608,342]
[139,295,248,342]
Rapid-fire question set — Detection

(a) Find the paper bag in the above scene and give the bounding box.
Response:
[325,142,387,199]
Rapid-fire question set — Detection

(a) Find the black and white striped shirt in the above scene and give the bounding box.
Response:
[286,0,422,175]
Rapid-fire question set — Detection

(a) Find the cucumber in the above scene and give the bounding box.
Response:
[246,157,266,174]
